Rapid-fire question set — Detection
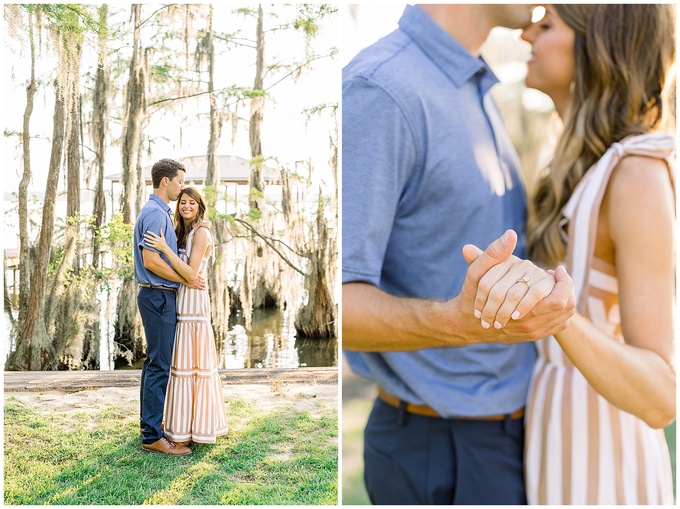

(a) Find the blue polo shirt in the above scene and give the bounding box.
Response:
[134,194,180,288]
[342,5,536,417]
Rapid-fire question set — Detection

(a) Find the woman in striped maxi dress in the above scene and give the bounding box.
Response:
[471,5,675,504]
[145,187,228,445]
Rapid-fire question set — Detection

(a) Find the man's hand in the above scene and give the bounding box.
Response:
[460,229,518,301]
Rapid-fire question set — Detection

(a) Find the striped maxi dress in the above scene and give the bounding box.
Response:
[524,134,675,505]
[163,223,228,444]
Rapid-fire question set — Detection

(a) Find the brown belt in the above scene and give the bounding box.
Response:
[139,283,177,292]
[377,386,525,421]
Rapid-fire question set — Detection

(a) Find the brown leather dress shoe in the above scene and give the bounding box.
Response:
[142,437,191,456]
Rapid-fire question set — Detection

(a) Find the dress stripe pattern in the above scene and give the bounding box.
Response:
[164,224,228,444]
[525,134,675,505]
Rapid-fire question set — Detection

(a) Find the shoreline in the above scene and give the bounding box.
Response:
[4,366,337,392]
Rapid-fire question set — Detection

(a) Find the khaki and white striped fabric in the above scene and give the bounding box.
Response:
[164,224,228,444]
[525,134,675,505]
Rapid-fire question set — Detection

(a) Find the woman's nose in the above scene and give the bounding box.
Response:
[521,23,536,43]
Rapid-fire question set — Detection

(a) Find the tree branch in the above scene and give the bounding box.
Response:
[147,86,233,107]
[233,218,308,275]
[137,4,177,29]
[264,51,336,93]
[147,50,336,109]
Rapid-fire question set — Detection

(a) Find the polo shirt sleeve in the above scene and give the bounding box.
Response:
[342,77,418,287]
[137,210,166,255]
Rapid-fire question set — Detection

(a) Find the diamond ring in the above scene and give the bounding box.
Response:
[516,276,531,288]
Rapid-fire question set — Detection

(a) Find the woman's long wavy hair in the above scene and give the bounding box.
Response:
[174,187,209,249]
[527,4,676,266]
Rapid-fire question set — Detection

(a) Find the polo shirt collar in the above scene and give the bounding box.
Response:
[398,5,499,94]
[149,194,172,215]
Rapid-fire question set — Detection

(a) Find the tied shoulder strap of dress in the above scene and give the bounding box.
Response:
[560,132,675,312]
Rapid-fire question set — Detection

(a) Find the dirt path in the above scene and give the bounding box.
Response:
[4,368,338,417]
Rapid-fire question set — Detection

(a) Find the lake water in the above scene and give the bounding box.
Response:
[219,308,338,369]
[110,307,338,370]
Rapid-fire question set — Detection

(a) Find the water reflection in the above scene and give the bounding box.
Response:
[220,308,338,369]
[108,307,337,370]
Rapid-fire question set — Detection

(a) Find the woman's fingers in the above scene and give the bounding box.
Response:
[473,258,517,322]
[493,274,554,327]
[512,265,573,322]
[477,261,560,329]
[144,231,160,247]
[477,259,534,328]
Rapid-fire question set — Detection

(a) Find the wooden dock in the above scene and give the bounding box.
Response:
[4,367,337,392]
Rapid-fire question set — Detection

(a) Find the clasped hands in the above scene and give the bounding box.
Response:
[458,229,575,342]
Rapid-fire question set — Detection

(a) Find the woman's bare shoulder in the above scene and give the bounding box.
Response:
[609,155,672,194]
[193,222,213,247]
[606,154,674,242]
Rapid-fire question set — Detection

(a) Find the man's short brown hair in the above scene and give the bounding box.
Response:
[151,159,186,188]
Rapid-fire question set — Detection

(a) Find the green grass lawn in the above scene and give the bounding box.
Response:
[4,395,338,505]
[664,420,676,496]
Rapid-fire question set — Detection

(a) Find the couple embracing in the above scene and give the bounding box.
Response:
[343,4,675,505]
[134,158,228,456]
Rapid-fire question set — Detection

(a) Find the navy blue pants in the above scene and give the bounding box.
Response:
[364,398,527,505]
[138,287,177,445]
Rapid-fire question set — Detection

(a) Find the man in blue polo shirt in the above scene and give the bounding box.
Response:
[134,158,194,456]
[343,5,575,504]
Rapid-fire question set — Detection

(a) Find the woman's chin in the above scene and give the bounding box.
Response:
[524,77,547,96]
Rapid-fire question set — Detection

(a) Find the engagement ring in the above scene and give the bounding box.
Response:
[516,276,531,288]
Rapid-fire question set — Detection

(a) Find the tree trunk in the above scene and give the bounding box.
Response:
[240,4,281,328]
[83,4,110,370]
[121,4,146,225]
[135,130,146,216]
[294,197,336,338]
[60,36,100,370]
[115,3,147,364]
[295,111,338,338]
[248,4,265,212]
[113,277,144,368]
[59,74,81,283]
[8,82,65,371]
[66,96,81,221]
[18,9,37,326]
[121,5,144,224]
[5,269,16,324]
[203,4,230,343]
[91,4,109,269]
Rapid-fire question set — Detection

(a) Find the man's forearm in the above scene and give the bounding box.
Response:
[144,255,187,284]
[342,282,470,351]
[342,232,518,351]
[342,280,570,352]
